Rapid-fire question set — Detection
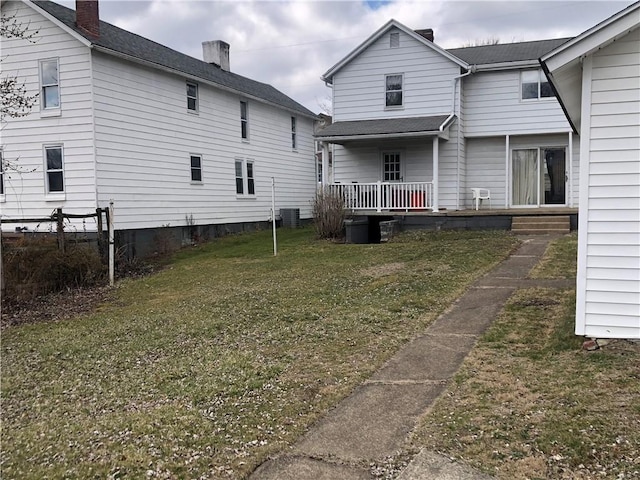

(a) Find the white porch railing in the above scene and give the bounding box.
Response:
[327,181,434,212]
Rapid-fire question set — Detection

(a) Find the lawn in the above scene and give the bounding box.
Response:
[1,227,519,479]
[411,233,640,479]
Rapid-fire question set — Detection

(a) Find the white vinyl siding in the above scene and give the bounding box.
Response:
[578,28,640,339]
[91,51,316,229]
[466,137,507,208]
[0,0,96,223]
[464,70,571,136]
[332,27,460,121]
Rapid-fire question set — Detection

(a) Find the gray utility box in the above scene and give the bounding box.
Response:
[344,218,369,244]
[280,208,300,228]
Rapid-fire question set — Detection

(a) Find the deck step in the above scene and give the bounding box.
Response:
[511,216,571,234]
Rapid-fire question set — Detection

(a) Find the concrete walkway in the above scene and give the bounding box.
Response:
[250,236,572,480]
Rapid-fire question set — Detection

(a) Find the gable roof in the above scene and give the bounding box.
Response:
[28,0,315,118]
[448,38,571,67]
[540,1,640,134]
[321,19,469,83]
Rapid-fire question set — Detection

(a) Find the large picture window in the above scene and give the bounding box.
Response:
[521,70,553,100]
[385,74,403,107]
[40,59,60,109]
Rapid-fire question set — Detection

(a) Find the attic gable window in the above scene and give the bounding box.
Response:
[521,70,553,100]
[390,32,400,48]
[187,82,198,111]
[385,74,403,107]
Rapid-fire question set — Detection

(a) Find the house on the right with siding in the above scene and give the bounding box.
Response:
[541,1,640,339]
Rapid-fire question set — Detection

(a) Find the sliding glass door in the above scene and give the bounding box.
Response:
[512,147,566,207]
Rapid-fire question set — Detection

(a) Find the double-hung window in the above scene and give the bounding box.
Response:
[291,116,297,149]
[187,82,198,111]
[190,155,202,182]
[521,70,553,100]
[40,59,60,110]
[240,101,249,140]
[385,74,403,107]
[235,159,255,195]
[44,145,64,193]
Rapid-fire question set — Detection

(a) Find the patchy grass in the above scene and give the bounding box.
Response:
[530,233,577,279]
[1,228,518,479]
[411,235,640,480]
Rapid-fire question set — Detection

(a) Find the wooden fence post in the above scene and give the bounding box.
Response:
[56,208,65,253]
[96,207,105,261]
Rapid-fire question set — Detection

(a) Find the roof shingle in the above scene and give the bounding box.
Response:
[32,1,315,117]
[447,38,572,65]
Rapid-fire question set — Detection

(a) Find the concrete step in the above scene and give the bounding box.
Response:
[511,216,570,234]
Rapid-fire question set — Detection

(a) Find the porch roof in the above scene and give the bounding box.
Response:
[314,115,454,144]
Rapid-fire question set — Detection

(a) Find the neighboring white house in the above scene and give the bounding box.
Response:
[1,0,317,254]
[315,21,580,214]
[541,2,640,339]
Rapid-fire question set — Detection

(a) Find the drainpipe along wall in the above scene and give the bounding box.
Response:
[452,67,474,210]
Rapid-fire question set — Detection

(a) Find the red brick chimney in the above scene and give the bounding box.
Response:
[76,0,100,38]
[415,28,434,42]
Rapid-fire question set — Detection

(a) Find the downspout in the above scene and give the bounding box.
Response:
[451,67,474,210]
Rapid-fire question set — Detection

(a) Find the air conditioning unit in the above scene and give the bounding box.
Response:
[280,208,300,228]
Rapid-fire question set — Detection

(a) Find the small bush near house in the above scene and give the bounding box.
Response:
[2,236,105,301]
[312,187,346,239]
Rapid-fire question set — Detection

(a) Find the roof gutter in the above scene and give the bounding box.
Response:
[90,45,318,119]
[473,59,541,72]
[315,130,445,143]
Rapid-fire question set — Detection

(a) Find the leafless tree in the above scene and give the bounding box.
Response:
[1,10,39,172]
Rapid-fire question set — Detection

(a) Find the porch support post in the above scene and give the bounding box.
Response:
[321,142,330,186]
[432,136,439,212]
[505,134,510,208]
[376,181,382,213]
[568,131,573,208]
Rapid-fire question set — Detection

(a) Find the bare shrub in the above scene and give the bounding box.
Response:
[313,187,346,239]
[2,236,105,301]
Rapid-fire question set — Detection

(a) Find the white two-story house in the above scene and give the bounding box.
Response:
[315,20,579,220]
[1,0,317,255]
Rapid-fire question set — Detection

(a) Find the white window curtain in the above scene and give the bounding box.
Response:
[512,149,537,205]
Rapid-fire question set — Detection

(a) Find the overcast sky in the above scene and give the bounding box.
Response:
[59,0,633,113]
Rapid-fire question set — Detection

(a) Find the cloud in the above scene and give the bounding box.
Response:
[58,0,632,113]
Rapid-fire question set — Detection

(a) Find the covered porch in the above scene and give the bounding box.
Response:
[316,115,455,212]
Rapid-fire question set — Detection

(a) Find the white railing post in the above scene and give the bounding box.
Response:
[376,181,382,212]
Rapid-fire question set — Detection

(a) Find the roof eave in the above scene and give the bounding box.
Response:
[473,59,542,72]
[541,1,640,71]
[21,0,92,47]
[315,130,446,144]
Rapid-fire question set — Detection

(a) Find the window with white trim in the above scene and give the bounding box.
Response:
[235,159,255,195]
[190,155,202,182]
[44,145,64,193]
[240,101,249,139]
[385,74,403,107]
[40,59,60,109]
[521,70,553,100]
[187,81,198,111]
[291,116,297,149]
